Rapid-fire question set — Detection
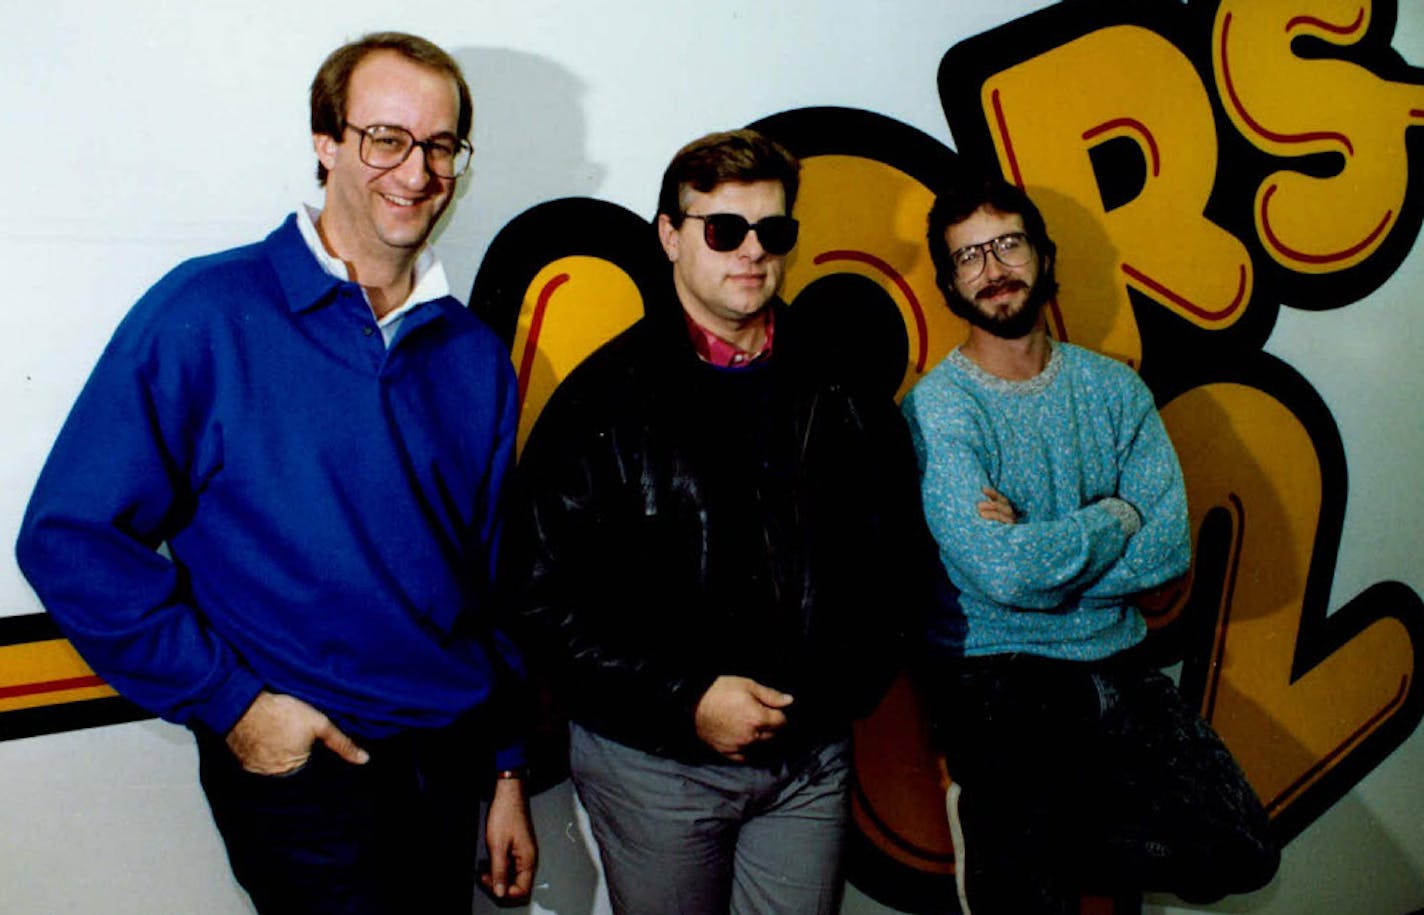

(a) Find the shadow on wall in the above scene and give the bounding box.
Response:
[1144,785,1424,915]
[436,46,608,298]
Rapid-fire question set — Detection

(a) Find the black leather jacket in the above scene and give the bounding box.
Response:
[504,290,937,763]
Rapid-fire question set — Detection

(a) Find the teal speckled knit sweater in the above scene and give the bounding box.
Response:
[901,342,1191,660]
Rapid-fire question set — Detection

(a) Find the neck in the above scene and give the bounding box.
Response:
[676,290,770,354]
[314,214,418,319]
[711,314,769,354]
[961,324,1051,381]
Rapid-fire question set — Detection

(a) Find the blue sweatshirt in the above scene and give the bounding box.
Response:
[901,343,1191,660]
[16,215,524,765]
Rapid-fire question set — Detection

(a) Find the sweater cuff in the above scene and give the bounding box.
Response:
[191,667,266,737]
[494,740,527,773]
[1098,497,1142,537]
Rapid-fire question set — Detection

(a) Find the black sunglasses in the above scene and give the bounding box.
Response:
[681,213,800,255]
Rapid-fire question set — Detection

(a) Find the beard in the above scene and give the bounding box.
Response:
[948,275,1050,340]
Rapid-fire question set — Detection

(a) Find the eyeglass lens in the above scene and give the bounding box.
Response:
[692,214,800,255]
[355,125,471,178]
[955,233,1031,277]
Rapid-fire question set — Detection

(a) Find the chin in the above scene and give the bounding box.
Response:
[987,311,1042,340]
[743,299,775,319]
[377,205,444,240]
[729,292,774,314]
[377,223,435,250]
[947,284,1043,337]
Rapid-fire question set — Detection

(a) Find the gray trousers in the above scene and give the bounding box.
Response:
[569,723,850,915]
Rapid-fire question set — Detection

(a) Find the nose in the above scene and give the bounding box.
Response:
[737,228,767,261]
[392,144,437,187]
[980,246,1007,280]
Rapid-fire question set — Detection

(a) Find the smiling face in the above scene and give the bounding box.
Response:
[658,179,789,338]
[943,206,1051,340]
[313,50,462,268]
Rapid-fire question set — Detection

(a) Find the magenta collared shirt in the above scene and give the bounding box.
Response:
[683,309,775,368]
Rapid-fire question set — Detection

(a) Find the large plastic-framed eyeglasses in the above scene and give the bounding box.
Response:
[950,231,1033,280]
[343,123,473,178]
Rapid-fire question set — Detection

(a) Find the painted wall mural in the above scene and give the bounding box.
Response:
[3,1,1422,912]
[939,0,1424,851]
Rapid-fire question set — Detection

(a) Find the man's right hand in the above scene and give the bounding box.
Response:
[977,486,1019,524]
[225,690,369,775]
[694,675,794,762]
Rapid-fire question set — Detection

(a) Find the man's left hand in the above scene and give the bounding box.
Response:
[482,775,538,900]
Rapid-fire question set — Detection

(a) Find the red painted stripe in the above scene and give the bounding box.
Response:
[989,88,1066,341]
[1265,673,1409,815]
[0,675,107,700]
[1045,297,1069,344]
[1120,262,1247,322]
[1259,183,1391,265]
[1203,492,1248,721]
[1219,12,1355,155]
[1285,8,1365,36]
[517,273,571,408]
[1082,118,1161,177]
[991,89,1026,188]
[812,249,929,372]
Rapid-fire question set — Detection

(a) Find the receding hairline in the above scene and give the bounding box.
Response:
[345,49,465,123]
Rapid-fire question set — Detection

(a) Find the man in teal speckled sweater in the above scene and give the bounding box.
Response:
[901,174,1278,914]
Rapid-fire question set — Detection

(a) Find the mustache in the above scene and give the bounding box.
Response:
[974,278,1029,301]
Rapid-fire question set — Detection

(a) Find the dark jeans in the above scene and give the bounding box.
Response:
[921,653,1279,915]
[195,719,491,915]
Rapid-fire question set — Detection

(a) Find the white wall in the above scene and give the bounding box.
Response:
[1,2,1420,914]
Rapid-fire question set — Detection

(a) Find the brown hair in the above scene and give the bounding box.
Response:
[655,129,800,225]
[309,32,472,185]
[926,171,1058,301]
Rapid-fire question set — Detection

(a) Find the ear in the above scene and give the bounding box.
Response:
[657,213,680,263]
[313,133,339,173]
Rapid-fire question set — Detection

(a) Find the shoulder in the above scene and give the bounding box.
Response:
[522,318,658,448]
[902,353,979,423]
[150,238,274,309]
[557,318,660,401]
[115,214,329,348]
[1057,343,1141,385]
[1057,343,1154,404]
[107,236,278,360]
[428,297,515,363]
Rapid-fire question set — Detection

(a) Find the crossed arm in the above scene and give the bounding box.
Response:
[905,380,1190,612]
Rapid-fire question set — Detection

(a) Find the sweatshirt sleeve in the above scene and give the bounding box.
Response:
[1078,377,1192,602]
[481,359,529,772]
[903,380,1133,612]
[15,309,262,737]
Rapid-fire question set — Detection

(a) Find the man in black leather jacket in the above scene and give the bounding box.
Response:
[505,129,935,915]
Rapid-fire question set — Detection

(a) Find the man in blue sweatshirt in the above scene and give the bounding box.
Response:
[16,32,536,913]
[900,174,1277,914]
